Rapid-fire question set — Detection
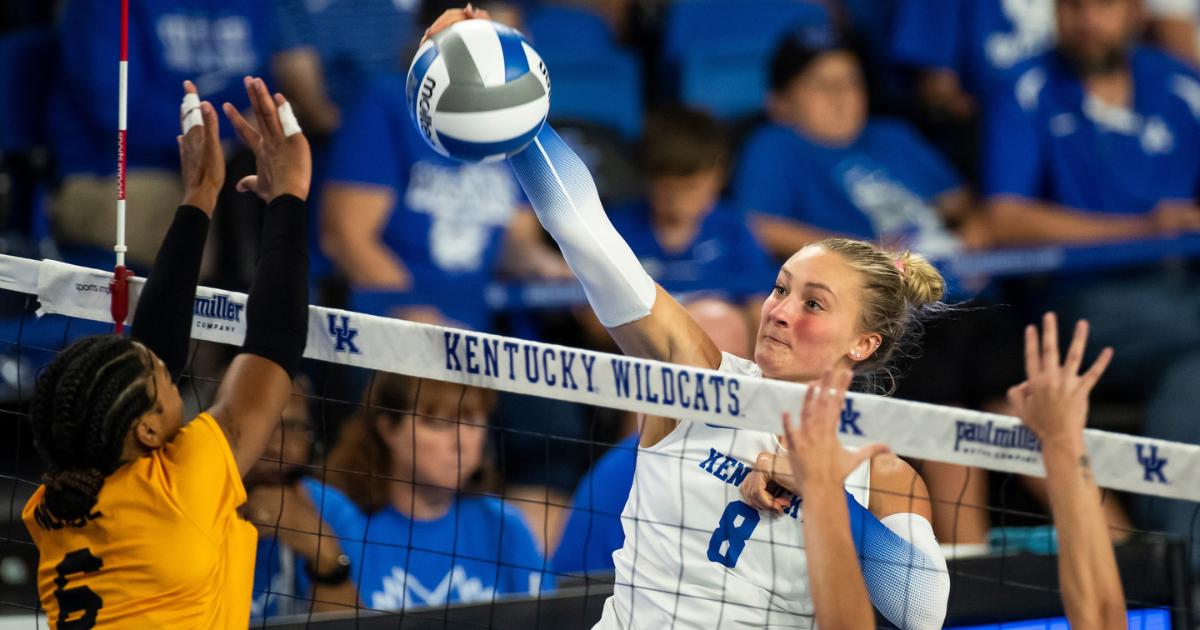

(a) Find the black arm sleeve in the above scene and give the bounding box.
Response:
[130,205,210,381]
[238,194,310,378]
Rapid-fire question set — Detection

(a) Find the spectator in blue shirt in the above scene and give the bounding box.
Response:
[47,0,288,269]
[890,0,1055,121]
[735,26,989,265]
[890,0,1194,127]
[319,74,569,332]
[982,0,1200,563]
[240,378,358,619]
[313,373,551,610]
[610,106,775,313]
[270,0,418,141]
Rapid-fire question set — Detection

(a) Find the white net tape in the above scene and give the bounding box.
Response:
[2,254,1196,503]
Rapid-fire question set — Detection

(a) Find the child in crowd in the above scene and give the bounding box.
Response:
[601,106,774,352]
[735,25,989,262]
[305,374,550,610]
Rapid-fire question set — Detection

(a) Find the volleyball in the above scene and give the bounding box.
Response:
[406,19,551,163]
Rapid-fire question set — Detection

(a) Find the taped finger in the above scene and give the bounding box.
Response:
[277,101,302,137]
[181,93,203,135]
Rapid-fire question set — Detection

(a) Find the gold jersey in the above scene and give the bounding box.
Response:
[23,413,256,629]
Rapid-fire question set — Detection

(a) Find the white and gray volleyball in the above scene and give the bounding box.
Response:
[407,19,550,163]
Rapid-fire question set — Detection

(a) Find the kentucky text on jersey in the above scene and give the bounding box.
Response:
[697,447,802,518]
[954,420,1042,453]
[193,295,244,322]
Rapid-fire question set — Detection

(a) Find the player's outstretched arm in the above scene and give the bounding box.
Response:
[1008,314,1126,630]
[207,76,312,476]
[129,81,224,380]
[783,370,889,630]
[422,8,721,371]
[507,127,721,370]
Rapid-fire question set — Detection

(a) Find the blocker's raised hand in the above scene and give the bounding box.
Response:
[420,4,491,46]
[1007,313,1113,446]
[223,76,311,202]
[178,80,224,215]
[782,369,890,494]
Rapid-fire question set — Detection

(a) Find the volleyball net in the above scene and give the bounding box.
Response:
[0,254,1194,629]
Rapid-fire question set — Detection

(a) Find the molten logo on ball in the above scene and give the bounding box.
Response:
[406,19,551,163]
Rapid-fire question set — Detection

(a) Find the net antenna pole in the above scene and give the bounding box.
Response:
[110,0,133,334]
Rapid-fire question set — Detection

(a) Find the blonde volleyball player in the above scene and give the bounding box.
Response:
[420,11,950,629]
[23,77,314,628]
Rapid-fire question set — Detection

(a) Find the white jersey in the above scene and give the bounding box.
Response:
[603,352,871,630]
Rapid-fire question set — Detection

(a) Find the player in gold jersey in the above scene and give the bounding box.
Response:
[22,76,319,628]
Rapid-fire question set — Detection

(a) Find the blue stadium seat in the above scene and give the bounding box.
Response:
[661,0,830,119]
[524,6,643,139]
[525,5,615,54]
[542,48,643,140]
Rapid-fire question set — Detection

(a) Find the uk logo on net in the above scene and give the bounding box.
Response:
[328,314,361,354]
[1136,444,1169,484]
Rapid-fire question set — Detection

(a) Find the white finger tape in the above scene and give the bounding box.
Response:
[181,93,203,135]
[277,101,302,137]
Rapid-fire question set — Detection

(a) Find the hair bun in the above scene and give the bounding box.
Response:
[42,468,104,522]
[896,251,945,308]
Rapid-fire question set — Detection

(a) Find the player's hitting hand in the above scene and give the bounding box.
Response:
[179,80,225,216]
[782,369,890,495]
[420,4,491,46]
[1007,313,1113,447]
[223,77,312,202]
[741,452,794,515]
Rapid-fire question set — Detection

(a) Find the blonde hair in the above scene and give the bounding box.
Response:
[808,238,946,393]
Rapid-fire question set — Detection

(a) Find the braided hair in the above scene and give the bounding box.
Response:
[29,335,157,522]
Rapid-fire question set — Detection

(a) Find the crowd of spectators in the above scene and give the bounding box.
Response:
[3,0,1200,618]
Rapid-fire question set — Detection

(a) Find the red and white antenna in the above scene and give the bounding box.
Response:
[110,0,133,333]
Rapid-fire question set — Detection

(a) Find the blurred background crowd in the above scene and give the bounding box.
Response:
[1,0,1200,618]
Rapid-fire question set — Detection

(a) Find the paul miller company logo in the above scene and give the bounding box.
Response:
[954,420,1042,457]
[193,295,245,332]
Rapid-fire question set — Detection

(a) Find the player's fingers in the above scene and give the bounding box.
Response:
[771,495,790,516]
[1023,324,1041,380]
[1080,347,1113,391]
[820,369,852,434]
[808,370,833,429]
[851,443,892,468]
[236,175,259,194]
[223,102,261,148]
[201,102,221,146]
[781,411,799,450]
[274,93,303,137]
[1064,319,1089,378]
[1042,312,1060,372]
[1006,382,1028,411]
[250,78,283,140]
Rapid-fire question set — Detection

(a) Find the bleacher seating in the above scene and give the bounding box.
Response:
[525,6,644,139]
[660,0,830,119]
